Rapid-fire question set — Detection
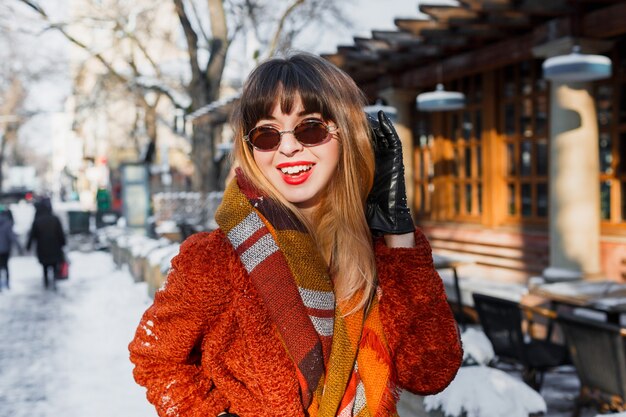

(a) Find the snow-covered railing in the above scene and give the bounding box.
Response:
[108,229,182,298]
[152,191,224,238]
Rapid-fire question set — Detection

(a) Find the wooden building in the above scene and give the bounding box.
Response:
[323,1,626,284]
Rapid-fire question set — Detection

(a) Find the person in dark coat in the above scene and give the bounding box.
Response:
[27,201,66,288]
[0,209,22,289]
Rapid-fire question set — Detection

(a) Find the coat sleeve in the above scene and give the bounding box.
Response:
[55,217,66,247]
[375,228,462,395]
[128,232,231,417]
[26,224,35,251]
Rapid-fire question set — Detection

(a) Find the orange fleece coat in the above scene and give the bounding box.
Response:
[128,228,462,417]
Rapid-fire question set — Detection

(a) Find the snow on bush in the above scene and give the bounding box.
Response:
[461,327,495,366]
[423,366,546,417]
[147,244,180,267]
[159,245,180,274]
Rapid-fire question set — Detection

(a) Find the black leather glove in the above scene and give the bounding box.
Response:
[366,110,415,235]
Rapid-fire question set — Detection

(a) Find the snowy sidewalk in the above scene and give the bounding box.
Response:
[0,251,156,417]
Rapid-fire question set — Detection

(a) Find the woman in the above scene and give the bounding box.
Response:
[129,52,462,417]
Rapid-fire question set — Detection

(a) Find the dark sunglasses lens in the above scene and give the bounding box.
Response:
[250,126,280,150]
[294,121,329,145]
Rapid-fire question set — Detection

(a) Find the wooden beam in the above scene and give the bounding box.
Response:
[394,18,445,37]
[455,23,507,39]
[371,30,422,50]
[582,2,626,38]
[328,2,625,91]
[419,30,469,48]
[460,0,514,12]
[320,53,345,68]
[386,52,431,72]
[338,50,383,64]
[485,11,532,29]
[354,37,392,52]
[405,44,442,59]
[420,4,480,23]
[336,45,359,54]
[397,10,572,88]
[519,0,569,16]
[399,32,536,88]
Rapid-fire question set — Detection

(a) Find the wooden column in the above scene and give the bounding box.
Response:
[481,70,507,228]
[545,81,602,281]
[379,88,417,214]
[534,37,609,281]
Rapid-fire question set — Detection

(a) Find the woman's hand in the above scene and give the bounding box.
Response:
[366,110,415,238]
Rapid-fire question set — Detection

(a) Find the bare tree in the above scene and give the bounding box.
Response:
[170,0,350,191]
[15,0,351,191]
[0,78,26,190]
[0,3,63,190]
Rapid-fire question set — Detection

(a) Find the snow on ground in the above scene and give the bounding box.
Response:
[0,251,156,417]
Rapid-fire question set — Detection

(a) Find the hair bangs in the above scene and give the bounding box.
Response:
[240,61,333,133]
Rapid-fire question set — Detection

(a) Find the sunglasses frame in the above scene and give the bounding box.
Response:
[243,119,338,152]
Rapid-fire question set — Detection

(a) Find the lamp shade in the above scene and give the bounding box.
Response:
[364,101,397,122]
[416,83,466,112]
[543,46,612,82]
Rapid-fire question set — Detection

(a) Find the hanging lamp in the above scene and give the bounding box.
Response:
[364,99,398,122]
[543,45,612,82]
[416,83,466,112]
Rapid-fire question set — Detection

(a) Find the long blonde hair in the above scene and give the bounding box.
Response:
[231,52,376,311]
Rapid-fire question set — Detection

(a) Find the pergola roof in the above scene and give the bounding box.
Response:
[322,0,626,99]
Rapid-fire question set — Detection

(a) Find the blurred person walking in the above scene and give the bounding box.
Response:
[27,199,67,289]
[0,208,22,290]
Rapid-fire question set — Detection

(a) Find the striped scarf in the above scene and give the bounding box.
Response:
[215,171,399,417]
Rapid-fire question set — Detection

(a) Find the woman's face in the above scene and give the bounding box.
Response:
[252,95,340,213]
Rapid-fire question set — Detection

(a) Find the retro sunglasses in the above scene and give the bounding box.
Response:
[243,119,338,151]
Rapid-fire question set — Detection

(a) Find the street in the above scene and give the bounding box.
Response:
[0,250,156,417]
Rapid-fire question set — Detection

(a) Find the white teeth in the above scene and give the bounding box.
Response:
[280,164,312,175]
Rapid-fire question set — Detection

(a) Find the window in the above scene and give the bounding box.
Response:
[414,117,434,218]
[598,39,626,228]
[414,74,483,222]
[498,60,549,222]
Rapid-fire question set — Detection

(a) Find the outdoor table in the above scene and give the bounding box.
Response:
[433,253,474,329]
[528,280,626,324]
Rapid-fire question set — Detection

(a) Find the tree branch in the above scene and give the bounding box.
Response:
[18,0,190,110]
[206,0,229,101]
[267,0,305,57]
[117,19,163,79]
[18,0,128,85]
[189,0,211,47]
[173,0,202,95]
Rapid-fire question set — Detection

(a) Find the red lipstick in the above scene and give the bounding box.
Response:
[276,161,315,185]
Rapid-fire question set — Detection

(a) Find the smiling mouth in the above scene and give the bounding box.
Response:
[278,164,314,175]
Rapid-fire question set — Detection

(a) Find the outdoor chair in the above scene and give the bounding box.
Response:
[557,312,626,417]
[472,292,570,391]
